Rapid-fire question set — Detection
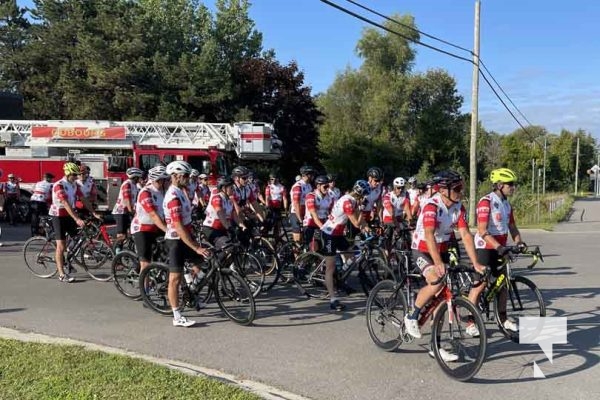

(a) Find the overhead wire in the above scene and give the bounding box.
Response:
[321,0,534,131]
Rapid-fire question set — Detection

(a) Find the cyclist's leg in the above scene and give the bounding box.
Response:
[54,216,77,281]
[289,213,303,243]
[30,201,40,236]
[468,248,496,305]
[322,233,348,310]
[166,239,195,326]
[133,231,156,273]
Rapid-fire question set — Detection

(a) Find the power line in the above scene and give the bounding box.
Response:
[322,0,534,132]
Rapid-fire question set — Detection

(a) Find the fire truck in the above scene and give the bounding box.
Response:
[0,120,282,211]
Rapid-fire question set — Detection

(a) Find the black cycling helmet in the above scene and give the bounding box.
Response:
[44,172,55,180]
[352,180,371,196]
[432,170,463,188]
[299,165,316,176]
[327,173,337,181]
[231,165,250,177]
[314,175,330,185]
[217,176,234,190]
[367,167,383,180]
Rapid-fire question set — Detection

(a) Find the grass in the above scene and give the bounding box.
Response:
[0,339,261,400]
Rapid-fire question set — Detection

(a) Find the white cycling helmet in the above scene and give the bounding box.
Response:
[190,169,200,178]
[148,165,168,182]
[166,160,192,175]
[126,167,144,179]
[393,177,406,187]
[408,176,417,184]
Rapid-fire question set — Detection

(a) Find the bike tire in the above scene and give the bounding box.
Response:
[359,256,394,296]
[272,241,302,288]
[365,279,407,352]
[214,269,256,325]
[23,236,58,278]
[232,252,265,298]
[112,250,141,299]
[495,275,546,343]
[431,296,487,382]
[293,251,327,299]
[139,262,180,315]
[80,239,114,281]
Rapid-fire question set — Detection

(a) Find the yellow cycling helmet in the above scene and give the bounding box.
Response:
[490,168,517,184]
[63,162,81,175]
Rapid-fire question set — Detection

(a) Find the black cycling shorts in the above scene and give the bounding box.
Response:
[166,239,203,273]
[412,250,450,275]
[321,233,350,256]
[476,248,503,277]
[52,216,78,241]
[289,214,302,234]
[114,213,131,235]
[133,231,160,262]
[202,227,231,249]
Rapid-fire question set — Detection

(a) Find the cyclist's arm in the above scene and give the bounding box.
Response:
[61,198,83,226]
[172,219,202,251]
[149,211,167,232]
[458,226,482,269]
[508,210,522,244]
[424,227,444,267]
[476,198,502,250]
[403,200,412,224]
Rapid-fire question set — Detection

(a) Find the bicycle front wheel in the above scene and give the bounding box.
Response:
[139,262,179,315]
[365,280,407,352]
[293,251,327,299]
[23,236,57,278]
[112,250,141,299]
[432,296,487,382]
[215,269,255,325]
[233,252,265,298]
[360,256,394,296]
[80,239,114,281]
[495,275,545,342]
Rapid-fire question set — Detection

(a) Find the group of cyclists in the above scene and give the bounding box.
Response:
[15,158,526,342]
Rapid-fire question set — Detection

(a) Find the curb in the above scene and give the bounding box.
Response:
[0,326,311,400]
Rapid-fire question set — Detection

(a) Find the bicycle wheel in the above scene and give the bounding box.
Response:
[139,262,179,315]
[365,279,407,352]
[274,241,302,286]
[112,250,141,299]
[431,296,487,382]
[23,236,57,278]
[359,256,394,296]
[293,251,327,299]
[80,239,114,281]
[495,275,546,342]
[233,252,264,298]
[214,269,255,325]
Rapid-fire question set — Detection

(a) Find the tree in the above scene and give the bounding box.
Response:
[0,0,30,93]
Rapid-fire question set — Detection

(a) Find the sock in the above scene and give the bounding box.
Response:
[410,307,421,320]
[330,297,338,304]
[173,308,181,320]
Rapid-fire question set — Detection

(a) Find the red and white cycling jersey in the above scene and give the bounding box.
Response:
[77,176,97,201]
[198,184,211,204]
[363,183,383,213]
[474,191,515,249]
[382,191,409,223]
[131,185,164,234]
[163,185,193,240]
[321,194,358,236]
[112,179,139,215]
[265,183,287,209]
[328,187,341,202]
[303,190,334,228]
[203,192,234,230]
[187,181,199,204]
[232,184,255,207]
[289,180,312,216]
[30,180,53,204]
[49,177,84,217]
[411,193,468,253]
[3,180,20,198]
[407,188,420,206]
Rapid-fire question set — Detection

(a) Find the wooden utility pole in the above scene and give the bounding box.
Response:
[574,136,580,195]
[469,0,481,225]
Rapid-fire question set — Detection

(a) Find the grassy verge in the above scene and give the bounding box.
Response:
[0,338,260,400]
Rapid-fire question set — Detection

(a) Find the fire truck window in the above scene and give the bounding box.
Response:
[187,156,211,174]
[216,155,228,176]
[108,156,128,172]
[163,154,175,164]
[140,154,160,170]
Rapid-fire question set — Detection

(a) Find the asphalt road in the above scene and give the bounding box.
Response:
[0,199,599,400]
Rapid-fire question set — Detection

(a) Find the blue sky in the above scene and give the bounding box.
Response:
[16,0,600,140]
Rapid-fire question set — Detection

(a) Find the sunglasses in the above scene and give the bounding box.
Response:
[322,185,330,189]
[373,179,381,183]
[451,185,464,193]
[505,182,515,187]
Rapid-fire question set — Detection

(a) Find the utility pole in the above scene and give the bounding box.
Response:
[596,149,599,197]
[468,0,481,226]
[542,135,547,195]
[574,136,580,195]
[531,158,536,192]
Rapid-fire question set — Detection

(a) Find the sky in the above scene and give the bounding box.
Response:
[16,0,600,140]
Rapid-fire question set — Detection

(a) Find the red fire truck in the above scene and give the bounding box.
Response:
[0,120,281,211]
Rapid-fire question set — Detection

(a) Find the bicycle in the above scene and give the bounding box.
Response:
[457,245,546,342]
[292,234,392,299]
[23,217,114,281]
[139,243,256,325]
[366,263,488,382]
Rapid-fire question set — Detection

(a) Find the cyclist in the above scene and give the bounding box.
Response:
[405,170,486,359]
[188,169,200,202]
[230,166,264,243]
[382,177,412,246]
[470,168,525,334]
[321,180,372,311]
[407,176,420,210]
[247,172,266,206]
[29,172,54,236]
[303,175,334,251]
[112,167,143,252]
[197,173,210,209]
[202,176,245,247]
[363,167,384,223]
[131,165,169,275]
[50,163,101,283]
[327,173,341,202]
[164,161,211,327]
[75,164,98,219]
[265,172,288,216]
[289,165,315,243]
[2,173,20,225]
